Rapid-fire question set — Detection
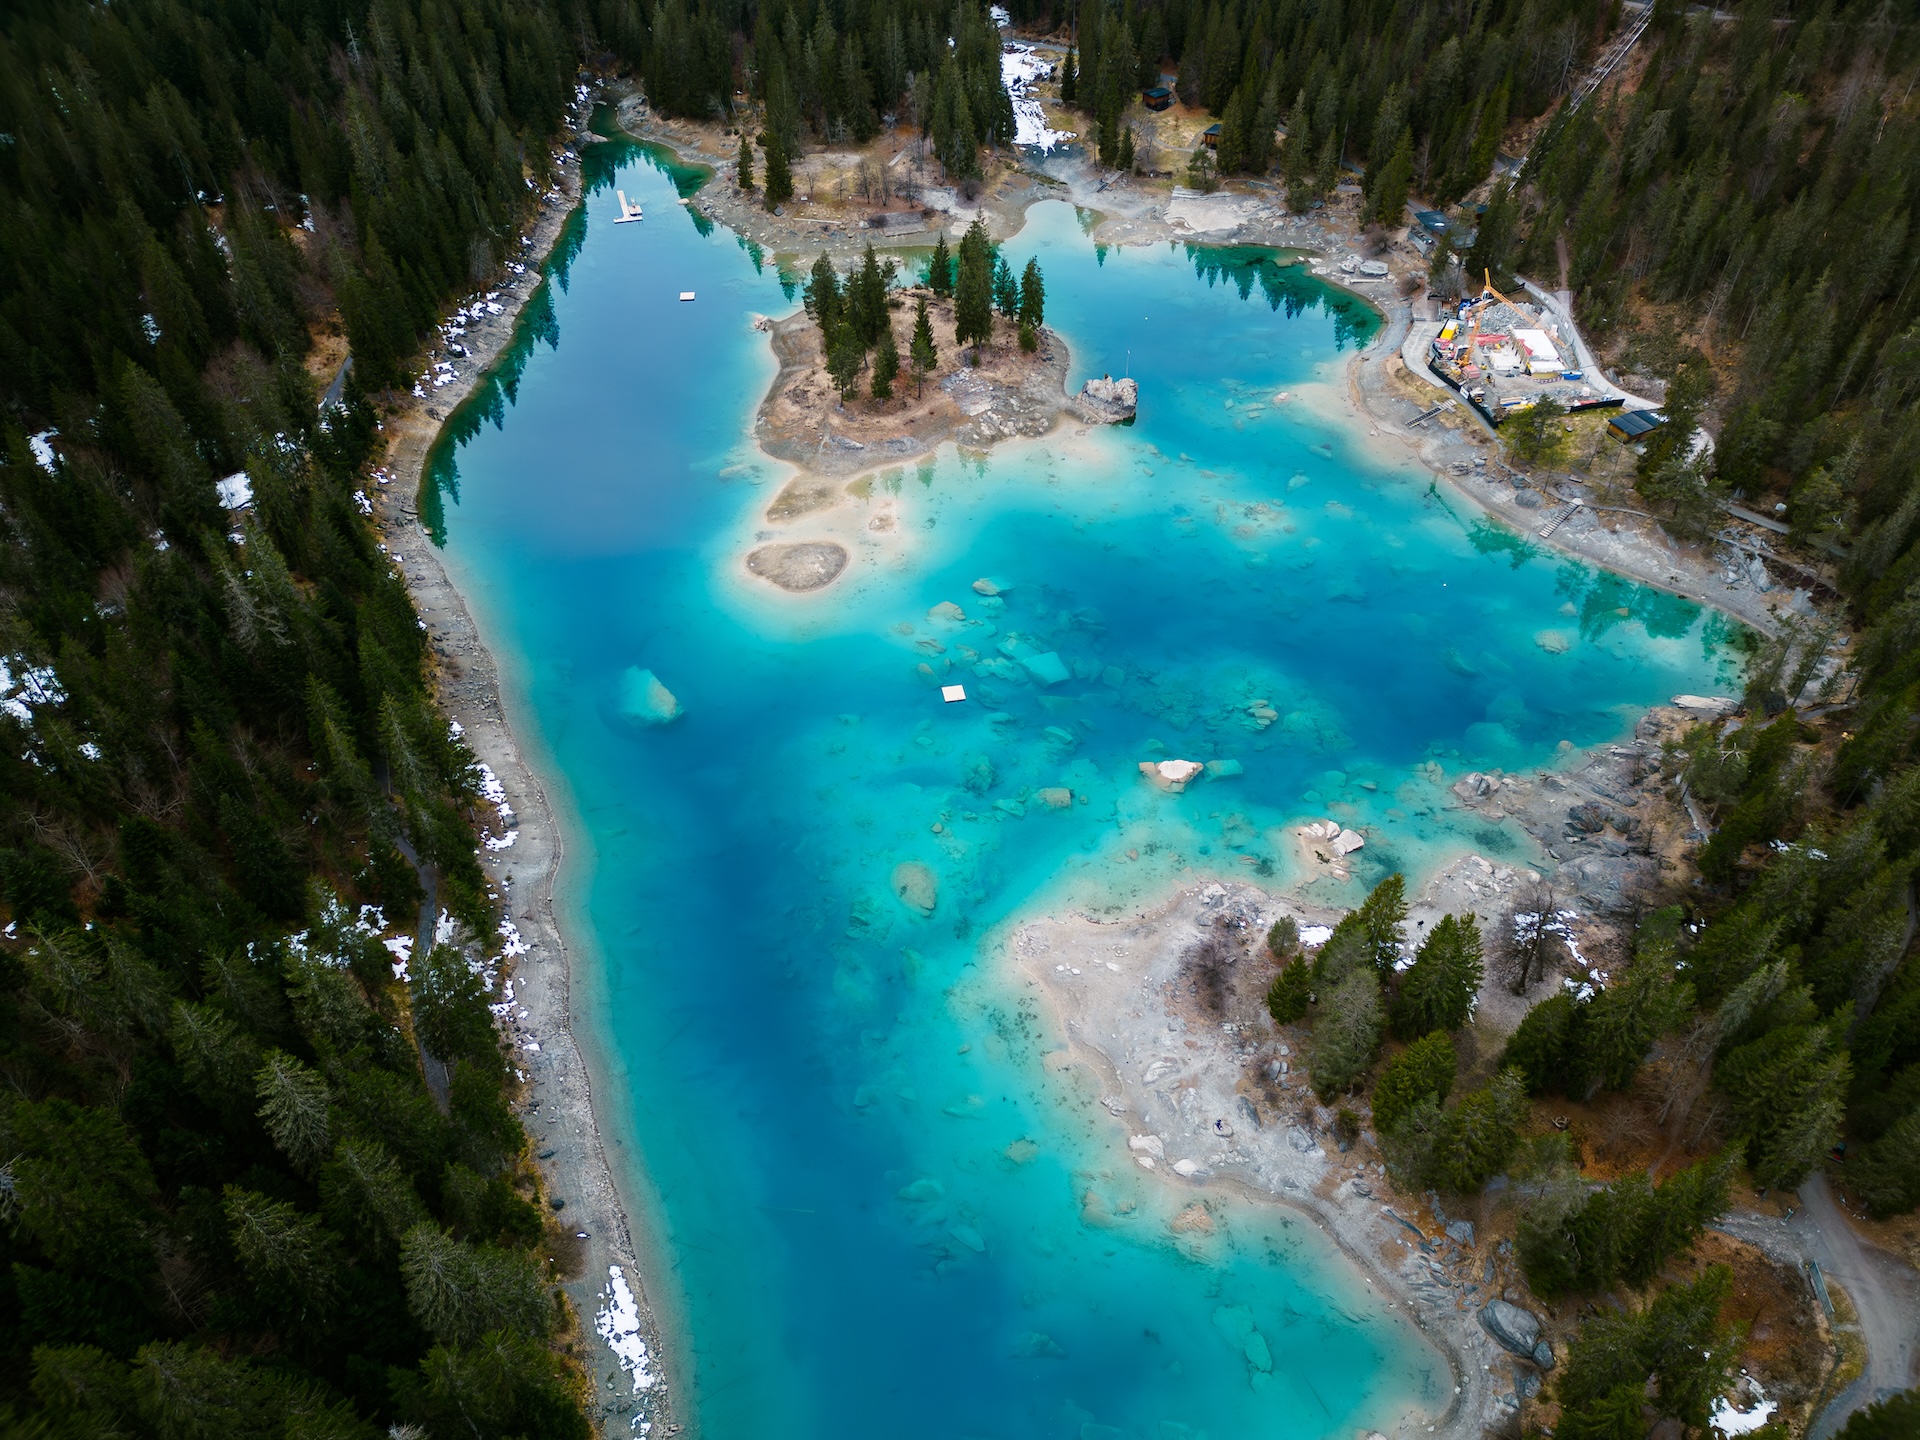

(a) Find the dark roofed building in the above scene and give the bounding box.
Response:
[1608,408,1668,441]
[1143,86,1172,110]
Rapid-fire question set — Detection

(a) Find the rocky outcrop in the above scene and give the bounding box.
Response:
[1073,375,1139,423]
[1138,758,1203,792]
[745,541,848,592]
[1478,1300,1553,1370]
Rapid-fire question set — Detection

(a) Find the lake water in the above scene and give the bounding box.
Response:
[426,133,1735,1439]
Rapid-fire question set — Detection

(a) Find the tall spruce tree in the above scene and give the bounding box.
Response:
[910,294,939,394]
[953,220,995,353]
[1391,912,1484,1039]
[928,233,956,296]
[871,323,901,400]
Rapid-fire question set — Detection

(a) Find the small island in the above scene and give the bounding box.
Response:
[747,223,1136,593]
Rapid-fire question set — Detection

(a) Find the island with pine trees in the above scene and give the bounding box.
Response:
[745,221,1119,593]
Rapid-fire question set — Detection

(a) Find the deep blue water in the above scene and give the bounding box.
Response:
[425,135,1734,1440]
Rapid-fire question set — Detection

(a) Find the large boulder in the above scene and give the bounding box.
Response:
[1478,1300,1544,1359]
[1139,759,1204,793]
[1074,375,1139,423]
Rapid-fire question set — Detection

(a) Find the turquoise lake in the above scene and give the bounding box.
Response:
[425,134,1735,1439]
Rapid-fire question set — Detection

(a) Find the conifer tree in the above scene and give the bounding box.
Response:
[1019,258,1045,331]
[993,255,1020,320]
[738,131,756,191]
[1117,124,1136,174]
[1833,1391,1920,1440]
[1585,936,1693,1091]
[1368,128,1415,226]
[1218,85,1252,173]
[928,233,955,296]
[1501,991,1590,1096]
[849,245,890,345]
[1716,1016,1851,1188]
[1061,48,1078,106]
[910,294,939,394]
[1267,958,1313,1023]
[804,253,843,336]
[870,323,900,400]
[763,133,795,208]
[826,324,866,399]
[1557,1269,1736,1433]
[1186,144,1218,192]
[1391,912,1484,1039]
[1433,1068,1529,1191]
[1371,1030,1456,1136]
[1309,966,1384,1100]
[953,220,995,354]
[1267,916,1300,960]
[1355,873,1409,973]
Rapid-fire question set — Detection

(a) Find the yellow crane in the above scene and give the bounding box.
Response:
[1456,269,1523,372]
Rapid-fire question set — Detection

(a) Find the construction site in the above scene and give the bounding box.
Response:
[1426,273,1628,428]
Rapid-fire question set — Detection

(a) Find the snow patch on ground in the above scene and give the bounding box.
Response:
[1002,44,1074,151]
[1711,1375,1776,1436]
[215,471,253,509]
[595,1264,658,1404]
[383,934,413,979]
[475,760,517,849]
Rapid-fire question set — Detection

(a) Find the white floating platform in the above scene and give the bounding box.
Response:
[679,291,696,302]
[613,189,644,223]
[941,685,967,703]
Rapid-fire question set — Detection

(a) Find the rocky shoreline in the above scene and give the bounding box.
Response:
[1008,881,1520,1439]
[363,138,680,1437]
[999,707,1712,1440]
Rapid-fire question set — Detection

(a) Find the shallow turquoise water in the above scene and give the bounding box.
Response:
[428,136,1734,1439]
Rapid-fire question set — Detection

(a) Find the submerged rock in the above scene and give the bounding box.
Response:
[618,668,683,725]
[764,477,840,522]
[1009,1331,1065,1358]
[746,540,848,591]
[1021,650,1071,685]
[890,861,939,916]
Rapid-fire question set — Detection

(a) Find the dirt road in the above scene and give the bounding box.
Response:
[1798,1175,1920,1438]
